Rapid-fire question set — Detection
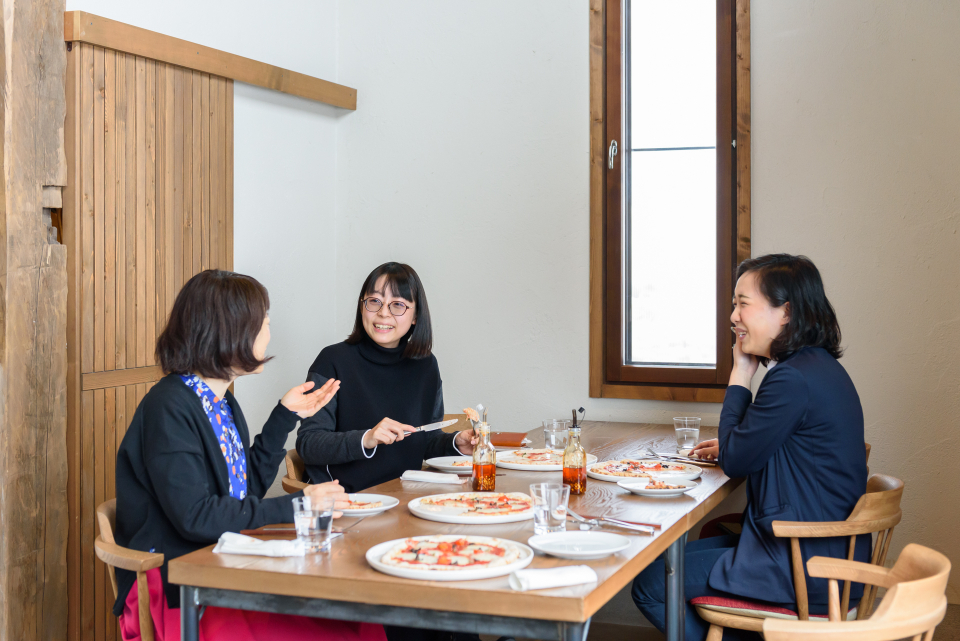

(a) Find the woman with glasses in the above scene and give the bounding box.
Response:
[296,262,478,494]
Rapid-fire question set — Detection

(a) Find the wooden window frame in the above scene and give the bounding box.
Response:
[589,0,751,403]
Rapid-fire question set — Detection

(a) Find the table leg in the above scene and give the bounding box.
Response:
[559,618,591,641]
[180,585,201,641]
[665,532,687,641]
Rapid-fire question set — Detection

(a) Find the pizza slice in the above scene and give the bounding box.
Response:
[381,535,521,570]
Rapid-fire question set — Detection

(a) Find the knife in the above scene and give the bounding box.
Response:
[415,418,459,432]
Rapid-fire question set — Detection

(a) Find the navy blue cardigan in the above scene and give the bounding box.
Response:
[709,347,871,605]
[112,374,301,614]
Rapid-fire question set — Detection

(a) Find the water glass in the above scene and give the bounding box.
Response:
[530,482,570,535]
[542,419,571,450]
[673,417,701,455]
[292,496,335,553]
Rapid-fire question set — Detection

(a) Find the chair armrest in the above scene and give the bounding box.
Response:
[772,516,897,538]
[95,536,164,573]
[281,475,308,493]
[805,556,897,588]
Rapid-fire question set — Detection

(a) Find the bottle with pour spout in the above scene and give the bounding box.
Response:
[471,406,496,491]
[562,408,587,494]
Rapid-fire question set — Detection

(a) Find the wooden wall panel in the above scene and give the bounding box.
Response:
[65,42,234,641]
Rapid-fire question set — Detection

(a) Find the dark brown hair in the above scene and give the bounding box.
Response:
[737,254,843,366]
[346,262,433,359]
[156,270,272,378]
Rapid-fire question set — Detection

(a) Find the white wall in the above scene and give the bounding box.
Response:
[63,0,347,441]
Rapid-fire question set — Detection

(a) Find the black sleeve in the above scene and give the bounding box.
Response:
[423,380,460,459]
[296,371,375,466]
[141,397,296,543]
[245,401,302,499]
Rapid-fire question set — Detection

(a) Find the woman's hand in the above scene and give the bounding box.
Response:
[281,379,341,418]
[454,429,479,455]
[729,335,759,389]
[303,480,350,518]
[690,438,719,461]
[362,418,417,449]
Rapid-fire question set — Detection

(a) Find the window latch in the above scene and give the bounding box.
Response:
[608,140,618,169]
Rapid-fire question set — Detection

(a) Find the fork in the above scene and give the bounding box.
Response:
[568,508,654,534]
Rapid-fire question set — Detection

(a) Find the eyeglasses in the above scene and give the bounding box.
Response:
[363,297,412,317]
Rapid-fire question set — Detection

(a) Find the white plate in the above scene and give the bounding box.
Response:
[340,493,400,516]
[496,450,599,472]
[425,456,474,473]
[366,535,534,581]
[617,478,699,497]
[586,459,702,483]
[527,531,631,560]
[408,492,535,524]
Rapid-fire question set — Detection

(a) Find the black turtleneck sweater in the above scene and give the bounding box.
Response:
[295,335,460,492]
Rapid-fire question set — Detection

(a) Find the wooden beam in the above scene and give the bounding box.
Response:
[736,0,751,264]
[64,11,357,110]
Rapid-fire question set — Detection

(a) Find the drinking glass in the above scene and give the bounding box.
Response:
[530,482,570,535]
[542,419,571,450]
[673,417,701,455]
[292,496,335,553]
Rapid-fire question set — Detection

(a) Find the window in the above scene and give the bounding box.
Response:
[589,0,750,401]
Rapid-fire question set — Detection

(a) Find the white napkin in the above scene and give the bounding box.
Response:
[509,565,598,592]
[213,532,305,557]
[401,470,464,484]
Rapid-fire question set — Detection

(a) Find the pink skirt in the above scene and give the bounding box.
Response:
[119,568,386,641]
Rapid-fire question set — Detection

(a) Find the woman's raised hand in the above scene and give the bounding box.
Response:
[729,335,759,388]
[362,418,418,449]
[454,428,479,455]
[281,378,341,418]
[690,438,719,461]
[303,480,350,517]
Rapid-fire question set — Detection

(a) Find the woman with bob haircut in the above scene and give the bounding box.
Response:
[113,270,385,641]
[297,262,477,494]
[632,254,869,640]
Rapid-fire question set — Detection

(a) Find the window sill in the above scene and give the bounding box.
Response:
[593,382,726,403]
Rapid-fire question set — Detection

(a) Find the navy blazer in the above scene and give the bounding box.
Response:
[112,374,301,614]
[709,347,870,606]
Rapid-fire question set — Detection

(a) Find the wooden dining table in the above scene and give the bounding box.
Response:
[169,421,741,641]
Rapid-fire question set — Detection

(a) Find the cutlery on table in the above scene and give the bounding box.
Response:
[567,508,654,534]
[644,446,716,467]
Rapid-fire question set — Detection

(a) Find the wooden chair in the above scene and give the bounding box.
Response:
[282,449,308,493]
[763,543,950,640]
[442,413,467,433]
[694,473,903,639]
[94,499,164,641]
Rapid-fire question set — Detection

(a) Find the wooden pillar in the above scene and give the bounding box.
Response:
[0,0,69,640]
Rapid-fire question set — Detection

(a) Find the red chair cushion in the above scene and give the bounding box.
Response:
[691,596,857,621]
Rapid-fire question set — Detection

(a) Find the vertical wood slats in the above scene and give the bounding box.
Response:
[67,42,233,641]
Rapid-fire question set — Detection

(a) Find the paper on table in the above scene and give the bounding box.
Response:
[214,532,306,557]
[509,565,598,592]
[401,470,465,484]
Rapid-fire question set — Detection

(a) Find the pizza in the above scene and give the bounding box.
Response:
[646,480,685,490]
[590,459,688,477]
[381,535,521,570]
[345,498,383,509]
[418,492,533,516]
[504,449,563,466]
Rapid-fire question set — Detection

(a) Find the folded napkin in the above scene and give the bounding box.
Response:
[509,565,598,592]
[401,470,464,484]
[213,532,305,557]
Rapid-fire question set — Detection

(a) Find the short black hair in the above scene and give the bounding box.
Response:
[736,254,843,366]
[156,270,272,378]
[346,262,433,359]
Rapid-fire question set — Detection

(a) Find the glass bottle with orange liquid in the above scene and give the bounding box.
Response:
[562,418,587,495]
[471,420,496,491]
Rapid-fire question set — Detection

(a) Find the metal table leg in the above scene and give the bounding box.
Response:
[180,585,201,641]
[664,532,687,641]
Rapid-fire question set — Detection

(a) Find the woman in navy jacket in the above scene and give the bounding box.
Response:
[632,254,869,640]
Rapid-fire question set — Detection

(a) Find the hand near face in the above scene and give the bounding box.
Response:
[281,378,341,418]
[690,438,719,461]
[730,334,759,388]
[303,480,349,518]
[454,428,479,455]
[362,418,418,449]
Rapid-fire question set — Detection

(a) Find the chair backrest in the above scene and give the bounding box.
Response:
[772,473,904,621]
[864,442,871,463]
[282,449,309,493]
[763,543,950,640]
[442,413,467,433]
